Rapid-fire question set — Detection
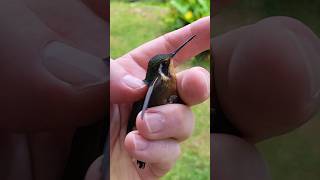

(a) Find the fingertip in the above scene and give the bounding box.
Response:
[110,62,147,103]
[178,67,210,105]
[135,112,148,136]
[124,131,137,153]
[121,74,146,90]
[136,104,194,142]
[136,111,165,138]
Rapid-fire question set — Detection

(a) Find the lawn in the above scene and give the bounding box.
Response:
[214,1,320,179]
[110,1,168,58]
[111,1,210,179]
[257,114,320,180]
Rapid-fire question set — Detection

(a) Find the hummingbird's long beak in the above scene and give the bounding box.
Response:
[141,76,159,119]
[171,35,196,58]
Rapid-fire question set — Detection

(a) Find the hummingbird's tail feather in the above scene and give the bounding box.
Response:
[134,77,159,169]
[141,77,159,119]
[126,101,143,134]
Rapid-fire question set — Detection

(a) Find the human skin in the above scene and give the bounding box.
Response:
[212,2,271,179]
[108,17,210,180]
[212,1,320,180]
[0,0,107,130]
[0,2,209,180]
[213,16,320,142]
[0,0,107,179]
[211,134,271,180]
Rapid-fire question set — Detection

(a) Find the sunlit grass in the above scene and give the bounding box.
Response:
[110,1,167,58]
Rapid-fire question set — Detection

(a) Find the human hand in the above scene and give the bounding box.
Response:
[213,16,320,142]
[0,0,107,179]
[109,17,210,179]
[212,134,271,180]
[0,0,107,130]
[213,1,320,179]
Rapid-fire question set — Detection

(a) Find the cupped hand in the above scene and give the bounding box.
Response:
[0,0,107,180]
[0,0,107,130]
[213,16,320,142]
[109,17,210,180]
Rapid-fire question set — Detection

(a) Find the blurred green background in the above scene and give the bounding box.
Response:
[110,0,210,179]
[213,1,320,180]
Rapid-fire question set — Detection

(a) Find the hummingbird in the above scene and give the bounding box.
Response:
[126,35,196,169]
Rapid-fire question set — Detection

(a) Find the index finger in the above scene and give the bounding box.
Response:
[117,16,210,69]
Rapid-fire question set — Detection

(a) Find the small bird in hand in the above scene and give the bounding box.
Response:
[126,35,196,169]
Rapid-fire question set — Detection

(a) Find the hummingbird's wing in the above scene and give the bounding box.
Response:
[141,76,159,119]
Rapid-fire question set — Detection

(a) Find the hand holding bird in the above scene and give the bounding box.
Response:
[109,17,210,180]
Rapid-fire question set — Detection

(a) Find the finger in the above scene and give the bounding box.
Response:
[117,16,210,69]
[212,134,271,180]
[124,132,180,164]
[0,2,106,130]
[124,132,180,178]
[213,16,320,142]
[177,67,210,105]
[136,104,194,142]
[26,0,107,57]
[110,61,147,103]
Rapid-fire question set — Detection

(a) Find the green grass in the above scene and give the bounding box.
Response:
[111,1,210,179]
[257,113,320,180]
[110,1,168,58]
[165,100,210,180]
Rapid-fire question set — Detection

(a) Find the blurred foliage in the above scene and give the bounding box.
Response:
[111,0,210,65]
[164,0,210,68]
[165,0,210,31]
[111,0,168,4]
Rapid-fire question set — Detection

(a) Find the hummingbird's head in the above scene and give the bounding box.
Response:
[144,54,172,85]
[143,35,196,85]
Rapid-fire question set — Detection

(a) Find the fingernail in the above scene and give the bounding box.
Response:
[43,41,106,89]
[122,75,145,89]
[144,112,165,133]
[133,135,148,151]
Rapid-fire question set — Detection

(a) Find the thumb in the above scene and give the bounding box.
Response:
[110,60,147,104]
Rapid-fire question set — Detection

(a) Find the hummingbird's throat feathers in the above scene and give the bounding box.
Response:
[159,63,170,81]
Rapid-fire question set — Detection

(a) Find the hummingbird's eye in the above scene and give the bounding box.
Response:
[162,60,169,66]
